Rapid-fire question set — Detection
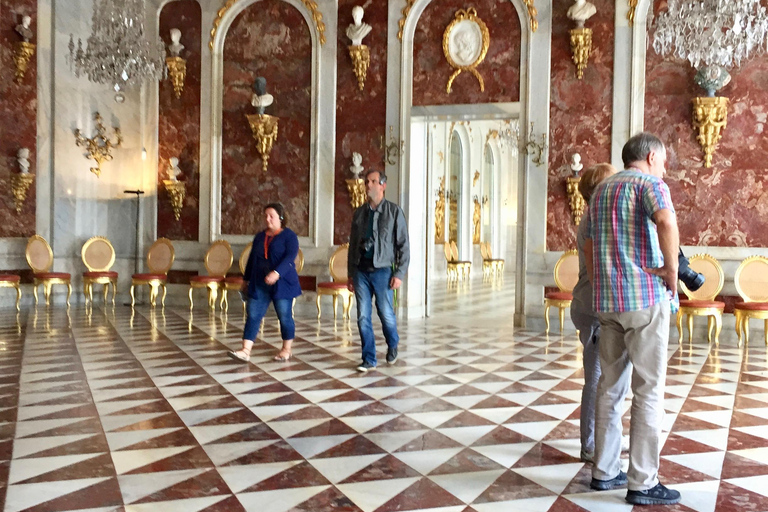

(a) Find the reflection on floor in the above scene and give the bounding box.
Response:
[1,279,768,512]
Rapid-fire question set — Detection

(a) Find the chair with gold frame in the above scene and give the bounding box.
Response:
[26,235,72,306]
[544,249,578,334]
[0,274,21,311]
[481,242,504,279]
[316,244,353,320]
[221,242,251,313]
[733,256,768,346]
[130,238,175,308]
[189,240,233,310]
[444,241,471,281]
[676,254,725,344]
[81,236,119,306]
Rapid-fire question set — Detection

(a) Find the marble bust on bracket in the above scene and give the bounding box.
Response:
[17,148,30,174]
[346,6,372,46]
[567,0,597,28]
[15,15,33,42]
[168,28,184,57]
[167,157,182,181]
[350,152,364,178]
[251,77,274,115]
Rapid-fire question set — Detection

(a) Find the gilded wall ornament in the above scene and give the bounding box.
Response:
[443,8,490,94]
[398,0,417,41]
[524,0,539,32]
[692,97,728,168]
[627,0,638,25]
[74,112,123,177]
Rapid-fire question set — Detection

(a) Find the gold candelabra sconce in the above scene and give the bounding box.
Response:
[166,56,186,99]
[163,180,186,221]
[434,176,446,243]
[380,126,405,165]
[11,173,35,214]
[14,41,35,83]
[692,96,728,168]
[74,112,122,177]
[246,114,279,172]
[523,122,548,166]
[348,45,370,91]
[566,175,586,225]
[569,27,592,79]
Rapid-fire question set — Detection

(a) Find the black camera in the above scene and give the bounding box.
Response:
[678,249,705,292]
[361,237,375,255]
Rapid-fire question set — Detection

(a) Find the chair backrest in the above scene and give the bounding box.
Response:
[443,242,454,263]
[146,238,175,275]
[554,250,579,292]
[450,240,460,262]
[26,235,53,273]
[239,243,252,274]
[82,237,116,272]
[205,240,233,277]
[329,244,349,282]
[296,247,305,274]
[681,253,723,301]
[734,256,768,302]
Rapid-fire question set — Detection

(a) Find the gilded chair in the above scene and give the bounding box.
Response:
[676,254,725,344]
[26,235,72,306]
[221,242,251,313]
[733,256,768,346]
[189,240,233,310]
[316,244,353,320]
[481,242,504,279]
[81,237,119,307]
[0,274,21,311]
[444,241,471,281]
[130,238,175,307]
[544,250,578,334]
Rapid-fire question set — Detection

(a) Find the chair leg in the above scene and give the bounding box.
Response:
[130,285,136,307]
[687,314,693,343]
[189,287,194,310]
[345,295,354,319]
[149,284,158,307]
[208,284,218,311]
[707,316,714,344]
[744,317,750,345]
[66,283,72,307]
[102,283,109,305]
[676,310,683,343]
[111,280,117,306]
[161,284,167,307]
[87,283,93,307]
[316,295,322,320]
[332,295,339,320]
[714,313,722,346]
[44,282,52,306]
[33,284,38,305]
[764,319,767,346]
[558,307,565,333]
[221,290,228,312]
[544,303,550,334]
[15,285,21,312]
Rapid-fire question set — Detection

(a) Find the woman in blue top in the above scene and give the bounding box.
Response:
[227,203,302,363]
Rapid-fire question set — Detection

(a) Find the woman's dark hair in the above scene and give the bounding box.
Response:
[264,202,286,227]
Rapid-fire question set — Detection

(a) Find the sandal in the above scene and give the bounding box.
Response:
[273,350,292,362]
[227,348,251,363]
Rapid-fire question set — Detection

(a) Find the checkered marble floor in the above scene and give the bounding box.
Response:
[1,280,768,512]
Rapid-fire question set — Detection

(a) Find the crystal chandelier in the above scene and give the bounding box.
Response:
[652,0,768,70]
[68,0,166,100]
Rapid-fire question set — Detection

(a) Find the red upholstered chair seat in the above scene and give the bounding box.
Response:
[0,274,20,283]
[132,273,167,280]
[190,275,224,284]
[225,276,244,284]
[35,272,71,279]
[317,282,348,290]
[680,300,725,309]
[735,302,768,311]
[83,271,118,278]
[545,291,573,301]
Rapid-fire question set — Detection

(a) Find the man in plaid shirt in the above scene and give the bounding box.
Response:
[584,133,681,506]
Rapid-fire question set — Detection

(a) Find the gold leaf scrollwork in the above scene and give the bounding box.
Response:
[627,0,639,26]
[566,176,585,226]
[524,0,539,32]
[398,0,418,41]
[13,42,35,83]
[443,8,490,94]
[345,179,366,210]
[692,96,729,168]
[246,114,279,172]
[11,173,35,214]
[210,0,239,51]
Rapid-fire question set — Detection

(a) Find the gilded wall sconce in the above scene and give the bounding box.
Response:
[166,29,186,99]
[443,8,489,93]
[13,15,35,83]
[566,153,586,225]
[691,66,731,168]
[567,0,596,80]
[523,122,548,166]
[473,195,481,244]
[11,148,34,214]
[247,77,279,172]
[163,157,185,221]
[74,112,122,177]
[435,176,446,243]
[346,6,372,91]
[473,170,480,187]
[380,126,405,165]
[346,152,366,209]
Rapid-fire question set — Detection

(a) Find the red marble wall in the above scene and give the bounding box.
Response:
[334,2,387,245]
[221,1,311,236]
[645,1,768,247]
[547,0,614,251]
[412,0,521,106]
[158,0,201,241]
[0,0,36,238]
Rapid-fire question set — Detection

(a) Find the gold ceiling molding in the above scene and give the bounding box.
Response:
[209,0,326,51]
[523,0,538,33]
[398,0,417,41]
[627,0,638,26]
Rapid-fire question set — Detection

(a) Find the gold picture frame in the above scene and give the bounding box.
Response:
[443,8,490,94]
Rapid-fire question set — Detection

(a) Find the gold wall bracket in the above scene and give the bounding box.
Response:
[11,173,35,214]
[380,126,404,165]
[166,56,187,98]
[348,45,370,91]
[345,178,366,209]
[566,176,585,225]
[246,114,279,172]
[13,42,35,83]
[163,180,186,221]
[692,96,728,168]
[435,176,446,243]
[523,122,549,166]
[569,28,592,80]
[74,112,122,178]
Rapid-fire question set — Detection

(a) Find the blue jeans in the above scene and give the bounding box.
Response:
[354,267,399,365]
[242,285,295,341]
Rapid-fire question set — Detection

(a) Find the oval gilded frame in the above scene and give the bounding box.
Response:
[443,8,490,93]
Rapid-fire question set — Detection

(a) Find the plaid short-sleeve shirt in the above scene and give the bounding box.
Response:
[587,169,676,313]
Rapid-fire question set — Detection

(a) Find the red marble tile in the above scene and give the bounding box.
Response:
[271,406,334,421]
[23,417,105,437]
[16,453,116,483]
[292,485,362,512]
[679,399,728,413]
[112,413,186,432]
[715,481,768,511]
[437,411,496,428]
[134,468,231,503]
[498,382,543,393]
[408,398,462,412]
[324,390,377,403]
[369,416,430,433]
[670,414,723,432]
[340,454,421,483]
[210,423,280,443]
[396,431,464,452]
[376,477,464,511]
[661,434,722,456]
[291,419,358,437]
[561,464,596,495]
[199,495,247,512]
[342,402,399,416]
[243,461,330,492]
[508,408,560,423]
[429,448,505,474]
[543,420,583,441]
[512,443,581,468]
[727,429,768,451]
[474,469,555,503]
[530,393,578,406]
[657,458,718,485]
[314,435,387,458]
[23,477,123,511]
[126,445,213,474]
[225,440,302,465]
